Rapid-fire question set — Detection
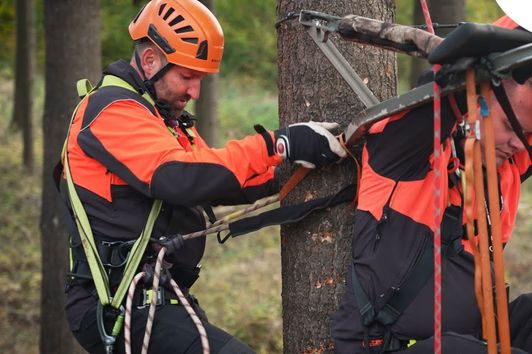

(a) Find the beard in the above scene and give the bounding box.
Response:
[155,94,190,119]
[153,78,191,118]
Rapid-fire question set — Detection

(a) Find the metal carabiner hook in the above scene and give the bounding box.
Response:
[97,301,124,354]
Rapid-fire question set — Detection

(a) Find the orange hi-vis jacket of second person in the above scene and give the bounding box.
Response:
[332,92,532,353]
[62,59,281,331]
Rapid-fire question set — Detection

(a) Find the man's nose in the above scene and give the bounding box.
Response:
[186,79,201,100]
[509,134,526,151]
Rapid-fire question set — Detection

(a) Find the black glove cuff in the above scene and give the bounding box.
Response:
[254,124,275,156]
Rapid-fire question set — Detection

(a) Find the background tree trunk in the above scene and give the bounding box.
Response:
[276,1,396,353]
[196,0,219,147]
[41,1,101,353]
[12,0,35,172]
[196,73,219,147]
[409,0,465,88]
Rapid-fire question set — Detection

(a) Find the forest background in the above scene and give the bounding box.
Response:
[1,0,531,353]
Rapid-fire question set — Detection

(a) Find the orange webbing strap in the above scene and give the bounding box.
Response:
[279,134,361,205]
[464,68,497,354]
[479,81,511,354]
[279,166,311,201]
[339,133,361,206]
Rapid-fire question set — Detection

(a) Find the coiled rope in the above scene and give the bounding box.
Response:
[124,247,210,354]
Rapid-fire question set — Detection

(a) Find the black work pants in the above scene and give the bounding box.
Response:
[398,293,532,354]
[72,296,255,354]
[394,332,528,354]
[336,293,532,354]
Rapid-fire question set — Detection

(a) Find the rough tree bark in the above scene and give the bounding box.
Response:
[12,0,36,172]
[409,0,465,88]
[196,0,219,147]
[277,1,396,353]
[41,1,101,353]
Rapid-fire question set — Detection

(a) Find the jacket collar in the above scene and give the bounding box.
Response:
[102,59,149,95]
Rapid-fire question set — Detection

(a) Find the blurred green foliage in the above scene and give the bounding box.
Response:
[216,0,277,88]
[0,0,506,90]
[101,0,143,66]
[215,77,279,140]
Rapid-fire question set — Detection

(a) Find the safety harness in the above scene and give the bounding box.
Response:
[60,75,170,353]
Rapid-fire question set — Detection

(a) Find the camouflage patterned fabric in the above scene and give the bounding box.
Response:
[338,15,443,58]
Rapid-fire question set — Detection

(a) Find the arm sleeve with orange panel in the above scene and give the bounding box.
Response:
[77,99,281,206]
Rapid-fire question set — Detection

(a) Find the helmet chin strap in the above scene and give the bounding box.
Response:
[491,82,532,160]
[134,50,175,121]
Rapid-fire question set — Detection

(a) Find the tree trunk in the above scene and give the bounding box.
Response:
[430,0,465,38]
[41,1,101,353]
[12,0,36,172]
[409,0,465,88]
[277,1,396,353]
[196,0,219,147]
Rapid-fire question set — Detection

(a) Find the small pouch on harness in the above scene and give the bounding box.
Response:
[169,266,201,289]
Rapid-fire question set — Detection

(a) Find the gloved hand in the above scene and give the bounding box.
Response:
[274,121,346,169]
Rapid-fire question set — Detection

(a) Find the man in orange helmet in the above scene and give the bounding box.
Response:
[60,1,345,353]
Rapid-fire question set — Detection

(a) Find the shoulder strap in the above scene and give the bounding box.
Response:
[61,78,162,309]
[100,75,155,106]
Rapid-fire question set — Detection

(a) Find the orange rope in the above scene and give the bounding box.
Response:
[479,81,511,354]
[464,68,497,353]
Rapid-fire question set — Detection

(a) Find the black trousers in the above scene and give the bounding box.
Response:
[72,296,255,354]
[334,293,532,354]
[395,332,529,354]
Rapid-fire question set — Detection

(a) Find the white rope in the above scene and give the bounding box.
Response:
[125,272,145,354]
[123,247,210,354]
[183,194,280,241]
[170,278,210,354]
[141,249,165,354]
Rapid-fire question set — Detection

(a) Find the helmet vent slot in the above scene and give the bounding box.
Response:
[169,15,185,26]
[148,24,176,54]
[158,3,166,16]
[182,37,199,44]
[196,40,208,59]
[163,7,175,20]
[175,25,193,34]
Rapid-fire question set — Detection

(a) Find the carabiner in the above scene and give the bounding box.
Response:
[97,301,124,354]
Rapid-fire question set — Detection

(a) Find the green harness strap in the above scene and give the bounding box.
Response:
[63,75,161,309]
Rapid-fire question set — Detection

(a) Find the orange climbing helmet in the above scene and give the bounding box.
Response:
[129,0,224,73]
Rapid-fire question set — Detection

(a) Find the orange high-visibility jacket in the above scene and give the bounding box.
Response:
[332,94,531,351]
[62,60,281,330]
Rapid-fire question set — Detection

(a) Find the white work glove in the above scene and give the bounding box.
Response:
[274,121,347,169]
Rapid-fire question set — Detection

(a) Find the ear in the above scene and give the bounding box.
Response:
[139,47,164,79]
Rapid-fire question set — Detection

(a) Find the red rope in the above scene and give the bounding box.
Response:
[419,2,442,354]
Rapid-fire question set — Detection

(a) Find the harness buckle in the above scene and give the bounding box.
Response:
[99,240,135,268]
[138,288,164,309]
